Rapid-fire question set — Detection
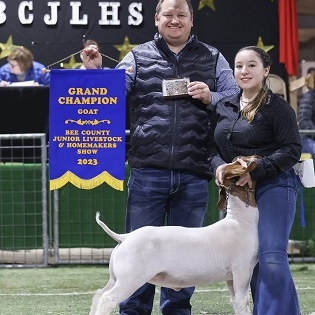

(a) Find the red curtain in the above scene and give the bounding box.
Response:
[278,0,299,76]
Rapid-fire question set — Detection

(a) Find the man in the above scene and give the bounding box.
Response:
[83,0,239,314]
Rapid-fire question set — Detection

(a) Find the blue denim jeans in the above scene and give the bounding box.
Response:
[119,167,209,315]
[250,168,301,315]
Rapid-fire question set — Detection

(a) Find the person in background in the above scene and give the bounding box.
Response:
[298,67,315,157]
[209,46,301,315]
[82,0,239,314]
[0,46,50,86]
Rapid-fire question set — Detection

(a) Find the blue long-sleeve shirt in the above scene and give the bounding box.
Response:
[0,61,50,86]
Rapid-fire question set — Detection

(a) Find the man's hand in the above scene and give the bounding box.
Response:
[81,45,102,69]
[188,81,211,105]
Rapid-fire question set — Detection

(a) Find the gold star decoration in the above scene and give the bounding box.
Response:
[198,0,216,11]
[60,55,83,69]
[114,36,137,61]
[0,35,21,59]
[256,36,274,53]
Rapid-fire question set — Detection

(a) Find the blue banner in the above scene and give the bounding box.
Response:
[49,69,126,191]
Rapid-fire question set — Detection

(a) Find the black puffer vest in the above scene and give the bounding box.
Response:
[127,33,219,179]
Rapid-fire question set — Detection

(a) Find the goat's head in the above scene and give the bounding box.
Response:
[217,155,260,211]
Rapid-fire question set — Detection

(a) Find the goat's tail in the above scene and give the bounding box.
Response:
[95,212,126,244]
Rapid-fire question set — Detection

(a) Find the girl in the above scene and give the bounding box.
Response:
[209,46,302,315]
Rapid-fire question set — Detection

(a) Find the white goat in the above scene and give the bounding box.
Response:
[89,156,259,315]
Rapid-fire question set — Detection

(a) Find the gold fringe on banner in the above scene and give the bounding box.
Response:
[50,170,124,191]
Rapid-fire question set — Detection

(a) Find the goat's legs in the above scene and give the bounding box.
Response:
[89,278,115,315]
[94,280,147,315]
[227,279,250,315]
[227,279,235,299]
[230,275,252,315]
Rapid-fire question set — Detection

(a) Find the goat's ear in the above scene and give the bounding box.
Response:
[225,160,258,179]
[217,186,226,211]
[244,160,257,173]
[224,163,247,179]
